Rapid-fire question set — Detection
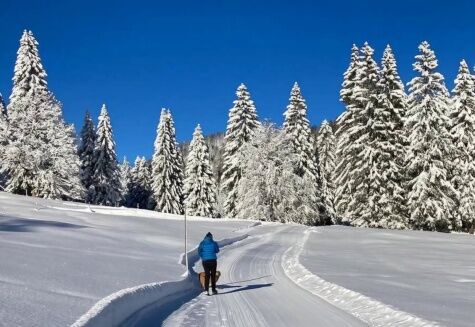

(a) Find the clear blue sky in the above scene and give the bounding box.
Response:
[0,0,474,161]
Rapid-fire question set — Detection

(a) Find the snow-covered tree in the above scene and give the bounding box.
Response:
[3,31,83,199]
[151,109,184,214]
[0,94,8,187]
[334,44,362,220]
[316,120,337,223]
[405,42,455,232]
[128,156,152,209]
[340,44,360,108]
[78,111,96,201]
[334,42,379,227]
[237,124,318,224]
[184,124,216,217]
[221,84,260,217]
[119,157,132,206]
[9,30,48,105]
[284,82,319,181]
[449,60,475,232]
[91,105,122,206]
[4,92,83,199]
[369,45,408,229]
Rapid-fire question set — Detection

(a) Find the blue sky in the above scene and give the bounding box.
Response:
[1,0,474,161]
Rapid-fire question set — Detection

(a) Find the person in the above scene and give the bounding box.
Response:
[198,232,220,295]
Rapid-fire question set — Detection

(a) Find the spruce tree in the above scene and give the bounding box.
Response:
[119,157,132,206]
[405,42,455,231]
[370,45,407,229]
[316,120,337,223]
[334,44,362,220]
[221,84,260,217]
[184,124,216,217]
[151,109,184,214]
[129,156,152,209]
[4,31,83,199]
[450,60,475,232]
[0,94,8,186]
[91,105,122,206]
[335,42,379,227]
[10,30,48,105]
[78,111,96,201]
[283,82,319,181]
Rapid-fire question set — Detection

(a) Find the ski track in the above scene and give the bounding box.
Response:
[282,228,439,327]
[161,225,365,327]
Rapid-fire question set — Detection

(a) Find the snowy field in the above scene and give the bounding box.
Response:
[0,192,251,327]
[300,226,475,327]
[1,191,474,327]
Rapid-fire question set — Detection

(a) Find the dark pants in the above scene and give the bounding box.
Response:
[202,259,217,292]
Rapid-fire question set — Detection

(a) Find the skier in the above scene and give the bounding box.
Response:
[198,232,220,295]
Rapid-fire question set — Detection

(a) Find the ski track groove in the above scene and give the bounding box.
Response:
[162,226,365,327]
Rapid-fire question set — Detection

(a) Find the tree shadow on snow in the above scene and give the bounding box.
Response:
[0,218,86,232]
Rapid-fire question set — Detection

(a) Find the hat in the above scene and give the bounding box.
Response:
[206,232,213,238]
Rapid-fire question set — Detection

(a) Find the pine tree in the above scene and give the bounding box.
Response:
[334,42,379,227]
[340,44,360,107]
[91,105,122,206]
[4,92,83,199]
[78,111,96,201]
[369,45,407,229]
[450,60,475,232]
[283,82,319,181]
[151,109,184,214]
[316,120,337,223]
[405,42,455,231]
[184,124,216,217]
[119,157,132,206]
[10,30,48,105]
[3,31,83,199]
[334,44,362,220]
[0,94,8,187]
[129,156,152,209]
[221,84,260,217]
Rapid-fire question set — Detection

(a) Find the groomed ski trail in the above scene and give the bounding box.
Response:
[160,225,365,327]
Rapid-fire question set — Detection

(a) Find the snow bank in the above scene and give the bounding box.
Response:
[72,233,249,327]
[282,228,439,327]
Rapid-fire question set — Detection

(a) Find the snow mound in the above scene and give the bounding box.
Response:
[282,228,439,327]
[72,233,249,327]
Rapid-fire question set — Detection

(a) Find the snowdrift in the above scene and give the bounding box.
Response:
[72,233,249,327]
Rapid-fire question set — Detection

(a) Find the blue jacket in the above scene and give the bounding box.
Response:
[198,236,220,261]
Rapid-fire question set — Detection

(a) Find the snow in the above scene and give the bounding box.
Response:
[300,226,475,327]
[160,225,365,327]
[1,191,473,327]
[72,234,249,327]
[0,192,251,326]
[283,228,437,326]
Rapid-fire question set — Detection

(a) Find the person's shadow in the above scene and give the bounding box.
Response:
[216,275,273,295]
[217,283,273,295]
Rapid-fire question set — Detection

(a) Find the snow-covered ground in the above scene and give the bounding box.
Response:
[1,192,474,327]
[0,192,251,327]
[300,226,475,327]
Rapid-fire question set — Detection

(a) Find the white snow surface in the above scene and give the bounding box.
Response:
[283,228,437,326]
[72,234,249,327]
[300,226,475,327]
[0,192,252,327]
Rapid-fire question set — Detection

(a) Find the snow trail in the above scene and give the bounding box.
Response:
[282,228,439,327]
[160,225,364,327]
[72,233,249,327]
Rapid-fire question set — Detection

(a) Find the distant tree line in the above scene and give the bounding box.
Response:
[0,31,474,233]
